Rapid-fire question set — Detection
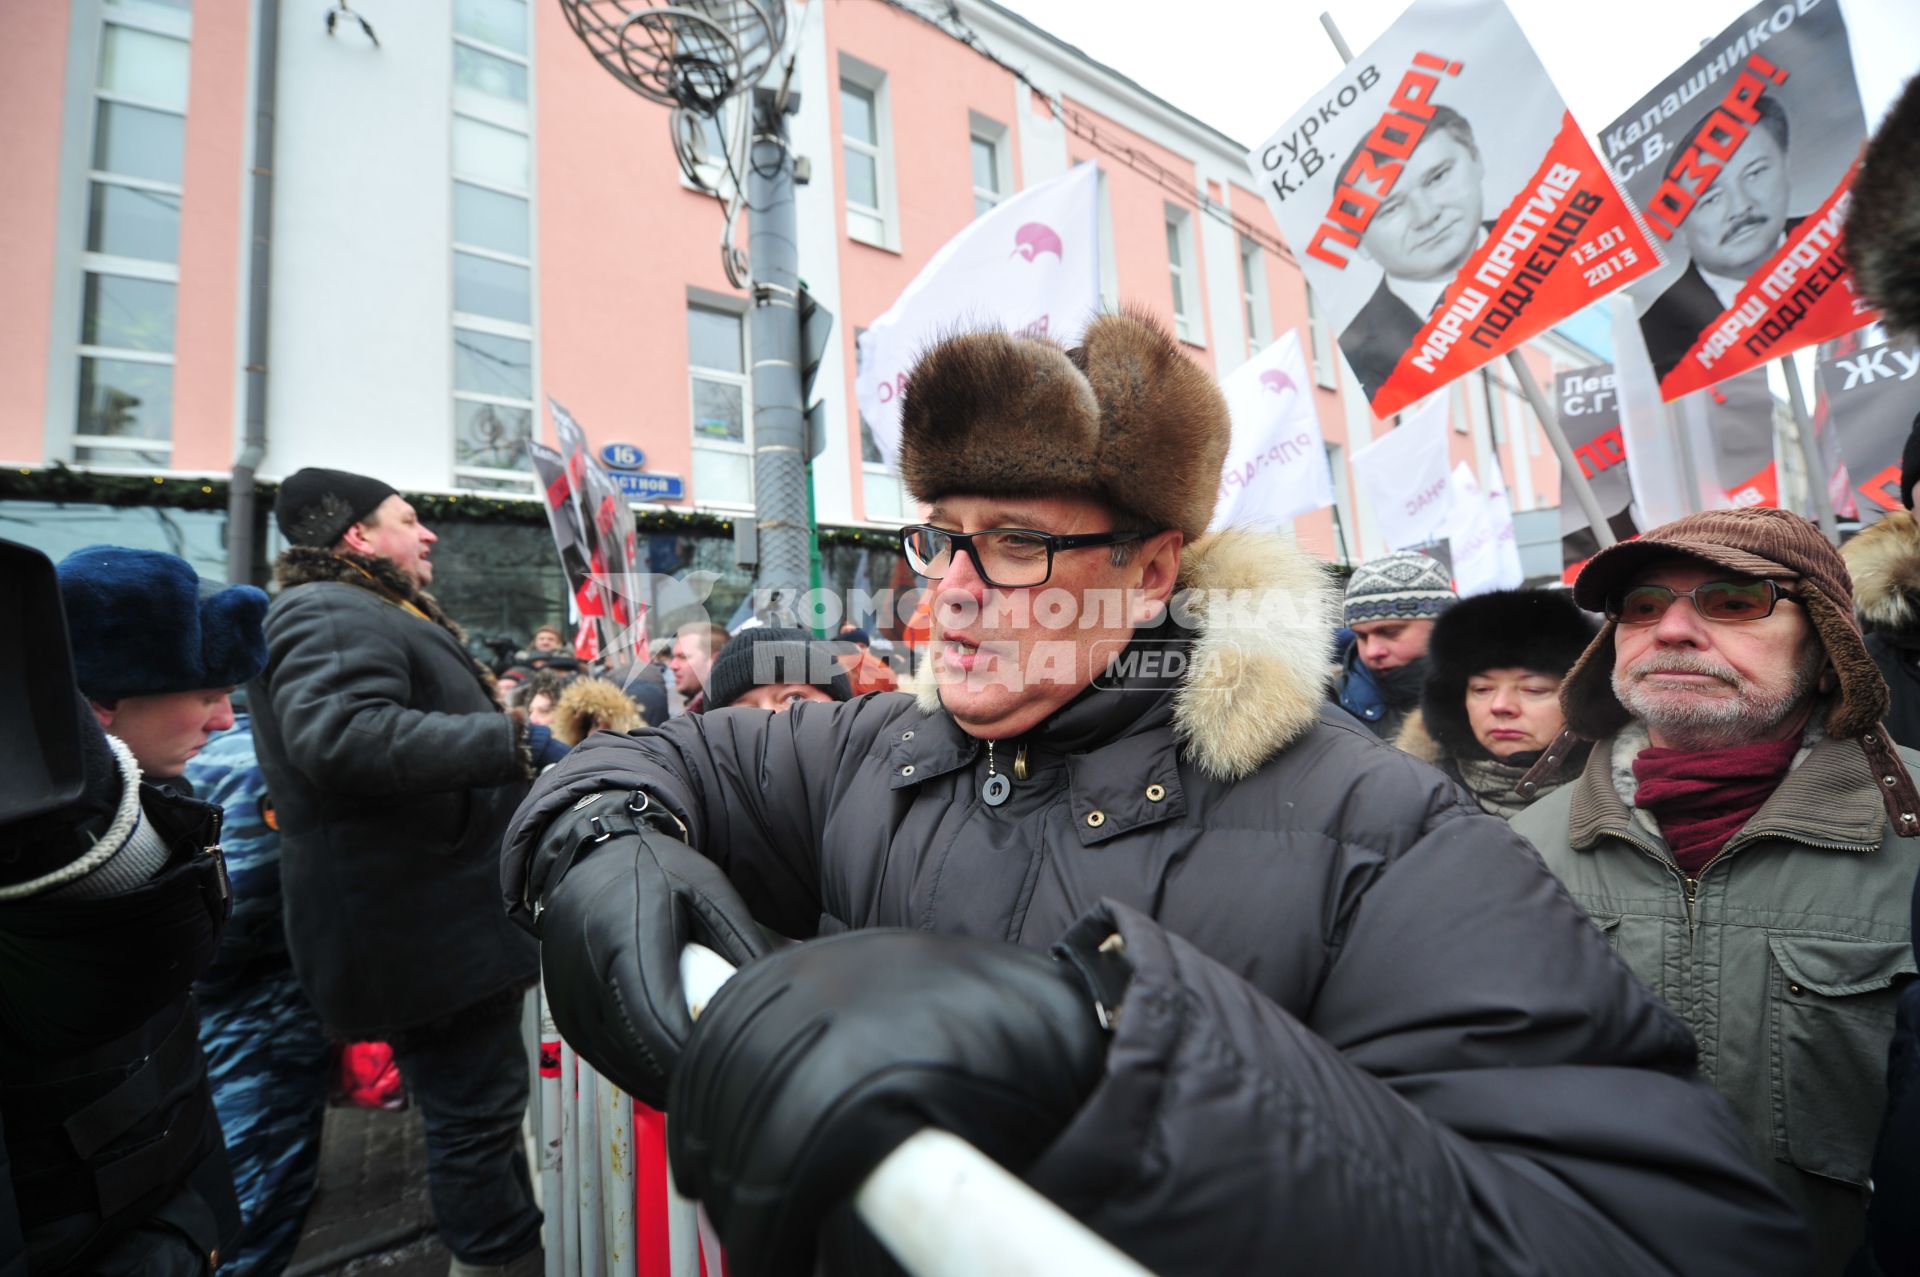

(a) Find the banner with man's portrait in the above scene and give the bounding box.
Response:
[1604,0,1872,401]
[1247,0,1659,418]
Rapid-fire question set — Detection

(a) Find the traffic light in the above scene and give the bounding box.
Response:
[798,284,834,460]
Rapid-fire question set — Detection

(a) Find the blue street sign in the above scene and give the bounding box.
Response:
[600,442,647,471]
[612,471,685,503]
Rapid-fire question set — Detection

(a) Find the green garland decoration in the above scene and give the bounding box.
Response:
[0,463,902,545]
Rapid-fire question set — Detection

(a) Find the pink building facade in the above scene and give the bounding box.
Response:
[1,0,1602,618]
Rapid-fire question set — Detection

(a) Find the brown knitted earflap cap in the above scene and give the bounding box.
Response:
[896,308,1231,541]
[1560,507,1888,740]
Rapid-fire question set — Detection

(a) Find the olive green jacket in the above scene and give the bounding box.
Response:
[1512,729,1920,1276]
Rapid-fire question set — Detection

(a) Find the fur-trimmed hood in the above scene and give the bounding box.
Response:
[551,677,646,747]
[1393,709,1445,765]
[915,527,1338,782]
[1843,510,1920,634]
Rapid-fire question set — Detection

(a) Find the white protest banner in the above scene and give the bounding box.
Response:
[1352,394,1451,550]
[1447,462,1525,596]
[1603,0,1871,401]
[1488,468,1524,587]
[1211,330,1336,531]
[1247,0,1660,418]
[857,163,1101,468]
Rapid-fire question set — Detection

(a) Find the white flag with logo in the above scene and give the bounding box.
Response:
[1210,330,1335,532]
[1351,395,1450,551]
[857,162,1102,470]
[1446,463,1525,596]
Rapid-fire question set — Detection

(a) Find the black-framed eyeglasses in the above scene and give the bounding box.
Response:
[1605,579,1802,625]
[899,524,1147,588]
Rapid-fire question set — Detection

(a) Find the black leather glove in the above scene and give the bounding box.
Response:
[667,927,1122,1277]
[531,790,770,1107]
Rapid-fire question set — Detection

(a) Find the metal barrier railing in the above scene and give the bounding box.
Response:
[537,984,717,1277]
[533,954,1154,1277]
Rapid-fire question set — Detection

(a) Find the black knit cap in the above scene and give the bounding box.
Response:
[275,467,398,548]
[705,627,853,711]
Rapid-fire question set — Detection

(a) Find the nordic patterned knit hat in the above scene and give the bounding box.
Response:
[1343,552,1457,627]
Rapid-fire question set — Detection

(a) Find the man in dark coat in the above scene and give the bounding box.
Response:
[503,313,1804,1275]
[250,468,541,1276]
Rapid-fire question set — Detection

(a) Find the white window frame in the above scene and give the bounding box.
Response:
[68,3,192,469]
[1304,285,1338,389]
[1165,204,1202,346]
[968,112,1009,218]
[451,0,537,492]
[853,326,913,524]
[1238,236,1271,359]
[838,56,898,252]
[689,298,754,511]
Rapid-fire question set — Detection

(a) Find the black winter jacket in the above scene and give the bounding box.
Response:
[252,549,536,1038]
[505,531,1807,1273]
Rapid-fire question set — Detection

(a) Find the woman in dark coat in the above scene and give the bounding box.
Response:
[1395,588,1598,817]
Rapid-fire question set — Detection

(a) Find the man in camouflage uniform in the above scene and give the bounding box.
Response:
[187,705,331,1277]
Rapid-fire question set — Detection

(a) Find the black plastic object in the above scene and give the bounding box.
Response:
[0,538,86,824]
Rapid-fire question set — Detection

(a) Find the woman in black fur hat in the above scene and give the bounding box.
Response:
[1395,588,1599,817]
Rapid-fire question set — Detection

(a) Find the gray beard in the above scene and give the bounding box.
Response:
[1612,648,1821,750]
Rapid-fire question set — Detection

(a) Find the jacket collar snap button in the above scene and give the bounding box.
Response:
[1144,783,1166,802]
[1086,810,1105,828]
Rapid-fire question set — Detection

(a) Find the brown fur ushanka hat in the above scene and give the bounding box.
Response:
[896,309,1231,541]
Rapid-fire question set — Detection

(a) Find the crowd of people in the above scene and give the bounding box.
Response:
[5,68,1920,1277]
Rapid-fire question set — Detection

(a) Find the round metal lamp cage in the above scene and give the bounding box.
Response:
[558,0,786,115]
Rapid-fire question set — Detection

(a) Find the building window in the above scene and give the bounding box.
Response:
[839,58,895,249]
[1239,236,1270,358]
[690,304,752,508]
[855,327,912,523]
[73,3,191,468]
[1165,206,1201,345]
[968,113,1008,218]
[1305,285,1338,389]
[451,0,535,491]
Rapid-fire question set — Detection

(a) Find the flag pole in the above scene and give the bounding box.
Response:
[1778,354,1840,544]
[1317,12,1618,551]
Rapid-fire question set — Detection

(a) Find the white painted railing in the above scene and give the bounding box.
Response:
[532,950,1153,1277]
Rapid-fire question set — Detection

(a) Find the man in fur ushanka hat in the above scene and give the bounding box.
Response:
[504,310,1801,1276]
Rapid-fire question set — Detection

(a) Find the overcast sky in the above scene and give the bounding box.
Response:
[990,0,1916,153]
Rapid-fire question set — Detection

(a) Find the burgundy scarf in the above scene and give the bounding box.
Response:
[1631,737,1801,875]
